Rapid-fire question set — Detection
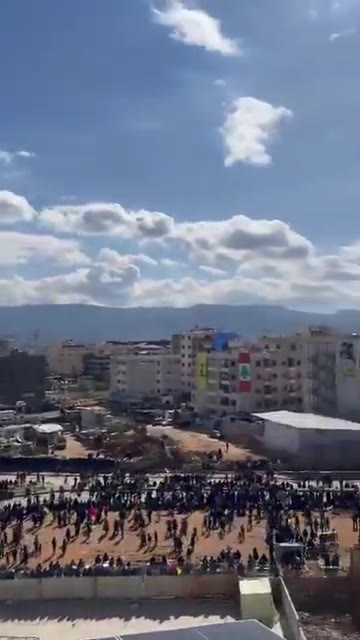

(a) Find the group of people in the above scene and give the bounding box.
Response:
[0,466,359,577]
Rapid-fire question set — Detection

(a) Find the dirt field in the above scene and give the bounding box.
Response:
[148,425,259,461]
[6,502,358,570]
[10,508,267,569]
[61,435,93,458]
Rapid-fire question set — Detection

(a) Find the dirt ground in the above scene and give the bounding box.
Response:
[11,508,267,569]
[61,435,93,458]
[148,425,259,461]
[300,614,360,640]
[7,504,359,570]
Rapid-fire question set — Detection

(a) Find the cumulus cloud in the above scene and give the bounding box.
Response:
[39,202,174,238]
[0,149,35,165]
[4,189,360,309]
[0,232,90,267]
[0,191,36,224]
[152,0,240,56]
[221,97,293,167]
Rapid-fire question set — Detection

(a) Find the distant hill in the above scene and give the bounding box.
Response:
[0,304,359,344]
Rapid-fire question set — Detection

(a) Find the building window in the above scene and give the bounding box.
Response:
[272,360,277,367]
[272,373,277,379]
[256,401,263,408]
[276,344,281,350]
[290,344,297,351]
[297,360,302,366]
[256,360,261,367]
[257,374,262,380]
[288,358,295,367]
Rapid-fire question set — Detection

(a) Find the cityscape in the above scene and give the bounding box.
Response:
[0,325,359,637]
[1,0,360,638]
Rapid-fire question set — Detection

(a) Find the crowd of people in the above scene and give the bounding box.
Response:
[0,467,359,579]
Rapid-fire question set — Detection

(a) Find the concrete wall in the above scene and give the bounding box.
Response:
[285,575,352,614]
[275,578,306,640]
[0,573,237,602]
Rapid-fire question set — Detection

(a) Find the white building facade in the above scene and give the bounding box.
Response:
[110,353,181,398]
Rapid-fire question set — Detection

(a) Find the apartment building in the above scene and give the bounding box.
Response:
[193,340,303,415]
[46,340,162,378]
[193,326,360,419]
[335,332,360,420]
[174,328,238,394]
[110,352,181,398]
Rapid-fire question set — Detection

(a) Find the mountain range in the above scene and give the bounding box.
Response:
[0,304,360,344]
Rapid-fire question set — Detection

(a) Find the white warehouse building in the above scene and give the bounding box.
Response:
[253,410,360,468]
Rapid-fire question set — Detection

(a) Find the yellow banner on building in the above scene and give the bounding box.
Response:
[343,367,358,378]
[197,353,208,390]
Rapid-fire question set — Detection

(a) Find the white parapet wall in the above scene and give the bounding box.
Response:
[0,574,238,602]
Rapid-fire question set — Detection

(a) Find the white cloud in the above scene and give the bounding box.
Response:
[0,149,35,165]
[5,190,360,309]
[0,191,36,224]
[221,97,293,167]
[0,232,89,267]
[39,202,174,238]
[329,27,357,40]
[198,265,227,276]
[152,0,240,56]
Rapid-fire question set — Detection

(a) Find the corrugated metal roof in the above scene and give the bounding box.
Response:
[84,620,281,640]
[252,410,360,431]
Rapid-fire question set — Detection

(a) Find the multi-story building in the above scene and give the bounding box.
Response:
[335,333,360,420]
[175,328,238,395]
[46,340,171,378]
[0,350,47,405]
[193,326,360,419]
[46,341,93,376]
[110,352,181,398]
[82,352,111,385]
[193,339,303,415]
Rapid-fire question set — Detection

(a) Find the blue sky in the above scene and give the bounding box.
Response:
[0,0,360,309]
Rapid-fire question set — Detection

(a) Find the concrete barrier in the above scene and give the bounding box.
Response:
[40,576,95,600]
[0,578,41,601]
[285,575,352,614]
[0,573,237,602]
[96,575,143,599]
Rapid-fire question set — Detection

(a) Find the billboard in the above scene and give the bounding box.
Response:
[197,353,208,390]
[238,351,251,393]
[214,332,238,353]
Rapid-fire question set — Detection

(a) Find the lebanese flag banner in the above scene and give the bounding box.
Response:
[239,352,251,364]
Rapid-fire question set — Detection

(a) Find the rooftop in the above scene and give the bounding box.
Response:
[34,422,63,435]
[0,597,237,640]
[112,620,282,640]
[253,410,360,431]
